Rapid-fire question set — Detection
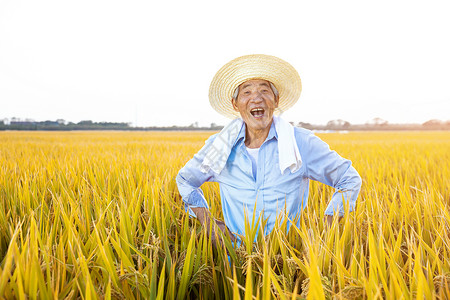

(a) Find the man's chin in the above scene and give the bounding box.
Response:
[245,118,272,131]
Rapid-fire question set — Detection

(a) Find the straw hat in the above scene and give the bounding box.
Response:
[208,54,302,119]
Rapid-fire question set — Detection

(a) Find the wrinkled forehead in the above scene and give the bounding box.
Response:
[238,79,273,90]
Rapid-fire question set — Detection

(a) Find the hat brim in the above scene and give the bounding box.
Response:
[208,54,302,119]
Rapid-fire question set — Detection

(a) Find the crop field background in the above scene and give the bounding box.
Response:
[0,130,449,299]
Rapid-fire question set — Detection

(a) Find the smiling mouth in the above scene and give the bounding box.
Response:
[250,108,265,118]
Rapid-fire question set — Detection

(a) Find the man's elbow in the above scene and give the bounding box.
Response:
[354,171,362,191]
[176,169,190,198]
[175,169,183,186]
[338,165,362,191]
[347,171,362,202]
[176,167,189,187]
[340,166,362,193]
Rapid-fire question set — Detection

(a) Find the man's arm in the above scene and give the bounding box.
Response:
[302,132,362,222]
[191,207,236,244]
[176,135,236,244]
[176,135,216,215]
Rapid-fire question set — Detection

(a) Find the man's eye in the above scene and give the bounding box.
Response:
[261,89,269,93]
[243,91,250,95]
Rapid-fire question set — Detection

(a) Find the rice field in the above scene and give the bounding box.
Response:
[0,130,449,299]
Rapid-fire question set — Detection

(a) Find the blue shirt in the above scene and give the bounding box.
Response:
[176,122,362,237]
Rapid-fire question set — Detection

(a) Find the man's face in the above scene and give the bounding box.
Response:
[232,79,279,131]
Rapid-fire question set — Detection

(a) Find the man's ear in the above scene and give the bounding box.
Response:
[274,95,280,108]
[231,98,239,111]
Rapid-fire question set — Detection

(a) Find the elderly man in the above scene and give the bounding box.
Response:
[176,54,362,244]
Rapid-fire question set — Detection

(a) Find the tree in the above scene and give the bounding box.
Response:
[326,119,351,128]
[366,118,388,126]
[422,119,442,127]
[297,122,313,129]
[78,120,93,125]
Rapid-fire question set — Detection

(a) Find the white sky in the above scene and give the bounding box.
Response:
[0,0,449,127]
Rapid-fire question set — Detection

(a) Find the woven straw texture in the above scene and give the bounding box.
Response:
[208,54,302,119]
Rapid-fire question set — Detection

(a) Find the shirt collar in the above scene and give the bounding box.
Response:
[233,119,278,148]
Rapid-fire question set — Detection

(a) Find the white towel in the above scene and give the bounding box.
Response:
[273,116,302,174]
[201,116,302,175]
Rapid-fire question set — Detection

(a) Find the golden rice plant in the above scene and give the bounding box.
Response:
[0,130,449,299]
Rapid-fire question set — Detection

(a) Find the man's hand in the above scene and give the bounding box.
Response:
[191,207,237,247]
[324,215,342,228]
[213,219,237,243]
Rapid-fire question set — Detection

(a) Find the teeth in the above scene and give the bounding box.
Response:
[250,108,264,118]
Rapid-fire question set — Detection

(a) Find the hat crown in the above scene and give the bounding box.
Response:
[209,54,302,118]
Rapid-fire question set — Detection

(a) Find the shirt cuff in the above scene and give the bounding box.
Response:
[324,190,355,216]
[186,189,209,207]
[183,189,209,217]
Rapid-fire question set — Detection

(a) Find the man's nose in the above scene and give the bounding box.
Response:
[250,92,263,102]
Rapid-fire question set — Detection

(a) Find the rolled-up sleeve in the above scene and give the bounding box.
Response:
[176,135,217,214]
[303,133,362,216]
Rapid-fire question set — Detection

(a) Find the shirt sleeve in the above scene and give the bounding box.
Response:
[176,134,217,216]
[302,132,362,216]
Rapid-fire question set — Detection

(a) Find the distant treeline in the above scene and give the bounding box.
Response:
[297,119,450,131]
[1,118,449,131]
[0,119,224,131]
